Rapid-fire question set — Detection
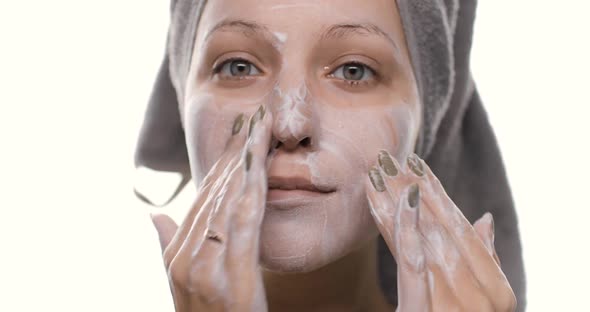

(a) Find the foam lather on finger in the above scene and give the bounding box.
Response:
[397,184,424,273]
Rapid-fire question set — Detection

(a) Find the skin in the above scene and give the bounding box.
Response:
[366,153,515,311]
[151,0,516,311]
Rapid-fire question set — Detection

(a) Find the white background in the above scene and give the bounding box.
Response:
[1,1,588,311]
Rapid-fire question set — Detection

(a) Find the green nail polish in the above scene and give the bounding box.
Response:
[369,168,386,192]
[248,118,255,137]
[407,154,424,177]
[258,104,266,119]
[408,184,420,208]
[245,150,253,171]
[248,106,265,137]
[378,151,398,177]
[232,114,245,135]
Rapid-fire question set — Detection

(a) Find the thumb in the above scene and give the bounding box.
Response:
[150,213,178,253]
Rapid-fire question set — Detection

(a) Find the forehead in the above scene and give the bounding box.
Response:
[197,0,404,42]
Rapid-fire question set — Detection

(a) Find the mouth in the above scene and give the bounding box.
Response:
[267,175,336,203]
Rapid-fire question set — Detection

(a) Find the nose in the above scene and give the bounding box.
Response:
[271,83,314,151]
[275,133,312,151]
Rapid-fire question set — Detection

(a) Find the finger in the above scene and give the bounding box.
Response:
[179,171,246,309]
[174,149,246,261]
[168,157,245,309]
[418,200,494,311]
[368,154,484,310]
[194,145,250,259]
[395,184,429,312]
[420,264,462,311]
[245,104,272,172]
[366,150,411,256]
[409,154,513,304]
[366,166,397,255]
[228,105,272,265]
[180,112,248,236]
[195,171,245,258]
[151,213,179,253]
[164,113,248,260]
[171,110,254,261]
[162,114,250,310]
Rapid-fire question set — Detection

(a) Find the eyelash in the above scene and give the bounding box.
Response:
[326,61,378,88]
[213,57,262,80]
[212,58,378,88]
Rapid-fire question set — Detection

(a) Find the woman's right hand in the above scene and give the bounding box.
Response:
[151,105,272,312]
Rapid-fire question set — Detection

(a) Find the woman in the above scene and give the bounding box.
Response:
[135,0,526,311]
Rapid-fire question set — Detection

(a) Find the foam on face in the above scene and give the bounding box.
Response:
[183,89,280,182]
[184,82,421,273]
[183,0,423,274]
[271,97,416,268]
[272,82,314,143]
[272,31,288,51]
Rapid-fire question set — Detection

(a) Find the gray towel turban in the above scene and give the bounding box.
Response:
[135,0,526,309]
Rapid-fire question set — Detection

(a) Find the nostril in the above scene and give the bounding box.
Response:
[300,137,311,148]
[273,137,312,151]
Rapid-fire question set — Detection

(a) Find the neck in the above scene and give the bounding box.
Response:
[263,239,393,312]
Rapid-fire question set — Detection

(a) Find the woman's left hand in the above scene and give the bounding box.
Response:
[366,151,516,312]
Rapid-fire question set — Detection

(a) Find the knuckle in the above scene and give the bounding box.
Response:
[167,259,190,290]
[162,248,177,269]
[494,287,517,312]
[168,252,227,297]
[464,294,495,312]
[189,264,227,301]
[240,193,256,207]
[398,229,426,272]
[233,210,258,229]
[213,192,225,212]
[234,197,260,224]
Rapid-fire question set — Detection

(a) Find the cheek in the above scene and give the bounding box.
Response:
[316,101,418,174]
[183,95,232,183]
[183,89,282,182]
[183,93,265,183]
[315,101,418,233]
[378,104,419,161]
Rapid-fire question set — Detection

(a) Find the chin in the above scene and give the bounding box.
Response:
[258,191,377,273]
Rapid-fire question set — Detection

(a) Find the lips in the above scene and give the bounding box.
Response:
[265,152,336,206]
[267,176,335,193]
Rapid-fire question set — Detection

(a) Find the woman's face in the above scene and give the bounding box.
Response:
[183,0,420,273]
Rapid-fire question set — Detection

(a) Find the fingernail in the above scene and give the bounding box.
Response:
[407,154,424,177]
[245,150,253,171]
[248,106,265,137]
[408,184,420,208]
[232,113,245,135]
[248,117,257,137]
[378,150,398,177]
[258,104,266,119]
[369,168,386,192]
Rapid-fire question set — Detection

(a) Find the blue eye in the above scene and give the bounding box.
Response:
[215,59,261,78]
[330,62,375,81]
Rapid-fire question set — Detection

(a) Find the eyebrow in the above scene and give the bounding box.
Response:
[204,19,275,43]
[320,23,399,52]
[205,19,399,52]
